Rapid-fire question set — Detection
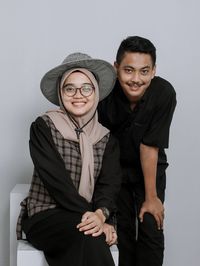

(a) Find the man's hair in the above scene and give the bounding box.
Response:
[116,36,156,66]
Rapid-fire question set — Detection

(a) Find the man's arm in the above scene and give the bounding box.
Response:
[139,143,164,230]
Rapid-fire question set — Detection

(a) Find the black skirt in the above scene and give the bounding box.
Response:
[22,208,115,266]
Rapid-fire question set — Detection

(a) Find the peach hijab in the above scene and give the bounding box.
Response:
[46,68,109,202]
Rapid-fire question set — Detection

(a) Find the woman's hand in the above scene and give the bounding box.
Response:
[77,209,105,237]
[102,223,117,246]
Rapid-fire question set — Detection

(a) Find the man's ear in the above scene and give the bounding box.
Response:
[114,61,118,72]
[152,64,156,79]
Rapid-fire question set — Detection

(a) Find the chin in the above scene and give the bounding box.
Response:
[72,111,87,117]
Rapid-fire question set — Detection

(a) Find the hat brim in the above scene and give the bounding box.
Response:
[40,59,116,105]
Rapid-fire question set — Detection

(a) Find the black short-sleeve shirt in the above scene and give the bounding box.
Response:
[98,76,177,175]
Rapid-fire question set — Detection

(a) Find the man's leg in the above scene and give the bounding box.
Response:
[117,181,137,266]
[135,173,166,266]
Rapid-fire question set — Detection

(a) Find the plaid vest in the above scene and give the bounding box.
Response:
[16,115,109,239]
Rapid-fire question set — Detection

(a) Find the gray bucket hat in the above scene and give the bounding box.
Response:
[40,52,116,105]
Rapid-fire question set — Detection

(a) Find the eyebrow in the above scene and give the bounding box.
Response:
[141,66,151,69]
[123,65,151,70]
[63,82,92,87]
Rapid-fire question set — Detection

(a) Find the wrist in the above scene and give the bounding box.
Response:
[95,209,106,223]
[145,193,158,200]
[145,186,157,200]
[96,207,110,222]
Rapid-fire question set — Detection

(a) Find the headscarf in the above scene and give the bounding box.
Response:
[46,68,109,202]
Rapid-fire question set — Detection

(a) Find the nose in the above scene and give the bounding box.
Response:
[131,72,141,83]
[73,88,83,98]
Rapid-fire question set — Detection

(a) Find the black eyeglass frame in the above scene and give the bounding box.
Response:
[62,84,94,97]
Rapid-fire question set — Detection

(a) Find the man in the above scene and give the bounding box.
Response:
[98,36,177,266]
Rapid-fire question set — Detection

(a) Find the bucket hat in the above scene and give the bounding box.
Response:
[40,52,116,105]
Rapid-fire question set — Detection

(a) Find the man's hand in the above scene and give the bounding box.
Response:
[76,210,105,237]
[139,196,164,230]
[102,223,117,246]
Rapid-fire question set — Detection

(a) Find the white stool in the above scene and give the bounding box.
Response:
[10,184,119,266]
[17,241,48,266]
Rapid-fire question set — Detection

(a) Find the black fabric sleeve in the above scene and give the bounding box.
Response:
[92,135,122,214]
[98,99,112,129]
[29,117,91,214]
[142,89,177,148]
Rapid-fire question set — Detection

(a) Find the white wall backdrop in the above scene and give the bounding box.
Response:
[0,0,200,265]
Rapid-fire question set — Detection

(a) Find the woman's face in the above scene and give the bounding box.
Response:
[60,72,95,117]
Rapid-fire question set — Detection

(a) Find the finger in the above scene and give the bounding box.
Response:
[84,225,100,235]
[106,229,112,244]
[77,220,89,229]
[158,211,164,230]
[81,211,92,222]
[154,214,161,230]
[108,232,117,246]
[113,233,118,244]
[77,221,89,229]
[77,216,95,229]
[104,230,109,243]
[84,226,103,236]
[160,212,164,229]
[92,229,103,237]
[79,222,96,232]
[139,208,145,223]
[82,215,100,226]
[160,219,164,230]
[108,229,116,243]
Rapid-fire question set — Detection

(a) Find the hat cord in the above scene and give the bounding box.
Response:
[68,111,96,139]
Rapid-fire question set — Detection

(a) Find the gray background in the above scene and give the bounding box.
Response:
[0,0,199,265]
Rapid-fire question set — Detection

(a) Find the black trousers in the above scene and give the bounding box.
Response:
[117,168,166,266]
[22,209,115,266]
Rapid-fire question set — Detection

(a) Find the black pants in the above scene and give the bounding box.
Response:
[117,168,166,266]
[22,209,115,266]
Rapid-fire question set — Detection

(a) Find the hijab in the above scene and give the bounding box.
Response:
[46,68,109,202]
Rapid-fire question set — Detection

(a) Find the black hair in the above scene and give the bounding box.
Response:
[116,36,156,66]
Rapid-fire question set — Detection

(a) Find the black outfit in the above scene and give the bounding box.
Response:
[98,77,177,266]
[20,117,122,266]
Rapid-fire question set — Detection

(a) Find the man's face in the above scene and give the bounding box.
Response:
[115,52,156,102]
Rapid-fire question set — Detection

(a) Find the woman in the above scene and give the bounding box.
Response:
[16,52,122,266]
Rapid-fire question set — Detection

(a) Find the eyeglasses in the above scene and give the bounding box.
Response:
[62,83,94,97]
